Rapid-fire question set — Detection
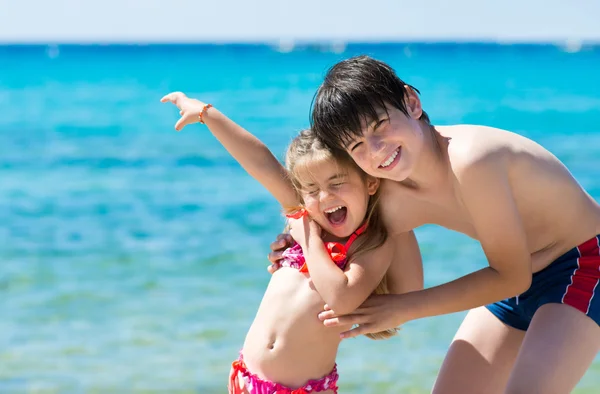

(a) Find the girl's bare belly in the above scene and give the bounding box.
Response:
[240,268,348,389]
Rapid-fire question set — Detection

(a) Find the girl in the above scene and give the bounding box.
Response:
[161,91,398,394]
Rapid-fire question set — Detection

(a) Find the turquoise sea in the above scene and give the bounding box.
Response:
[1,43,599,393]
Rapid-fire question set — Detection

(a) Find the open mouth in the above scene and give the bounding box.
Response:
[378,147,401,170]
[324,205,347,226]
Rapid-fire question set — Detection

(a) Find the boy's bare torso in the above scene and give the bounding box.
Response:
[381,125,600,273]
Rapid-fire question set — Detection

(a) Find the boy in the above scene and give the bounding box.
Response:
[269,55,600,393]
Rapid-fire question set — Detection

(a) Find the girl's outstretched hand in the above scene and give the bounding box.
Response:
[161,91,208,131]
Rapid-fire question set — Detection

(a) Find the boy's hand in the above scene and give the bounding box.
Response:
[160,91,208,131]
[318,294,405,339]
[267,233,294,274]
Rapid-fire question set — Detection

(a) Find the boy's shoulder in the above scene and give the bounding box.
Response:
[439,124,549,176]
[442,123,517,155]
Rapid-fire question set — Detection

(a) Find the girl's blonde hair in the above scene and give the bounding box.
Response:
[284,128,398,340]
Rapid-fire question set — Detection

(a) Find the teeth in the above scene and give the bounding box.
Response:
[324,206,344,214]
[380,148,399,168]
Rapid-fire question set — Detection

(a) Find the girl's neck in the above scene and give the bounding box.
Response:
[321,230,350,244]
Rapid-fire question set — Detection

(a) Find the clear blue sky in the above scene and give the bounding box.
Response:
[1,0,599,43]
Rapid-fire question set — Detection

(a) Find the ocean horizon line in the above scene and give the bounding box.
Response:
[0,37,599,47]
[0,40,598,55]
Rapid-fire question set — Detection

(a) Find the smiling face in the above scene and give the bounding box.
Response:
[343,101,426,182]
[293,155,379,237]
[310,55,431,182]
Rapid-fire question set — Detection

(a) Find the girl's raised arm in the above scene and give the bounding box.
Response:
[162,92,299,209]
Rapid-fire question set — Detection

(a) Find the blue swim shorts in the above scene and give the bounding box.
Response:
[486,235,600,331]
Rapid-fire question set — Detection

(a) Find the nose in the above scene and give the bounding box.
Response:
[318,189,333,202]
[368,135,386,160]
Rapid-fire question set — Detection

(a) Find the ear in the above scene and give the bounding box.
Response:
[404,85,423,120]
[366,176,380,195]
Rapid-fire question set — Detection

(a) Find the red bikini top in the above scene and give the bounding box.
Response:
[285,209,367,272]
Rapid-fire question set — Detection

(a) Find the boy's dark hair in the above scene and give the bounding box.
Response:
[311,55,429,151]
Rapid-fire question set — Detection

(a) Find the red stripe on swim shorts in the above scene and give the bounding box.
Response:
[562,237,600,314]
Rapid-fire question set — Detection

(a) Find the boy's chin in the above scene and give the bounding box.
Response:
[381,166,411,182]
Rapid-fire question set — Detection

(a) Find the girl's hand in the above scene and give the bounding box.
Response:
[288,214,322,251]
[161,91,209,131]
